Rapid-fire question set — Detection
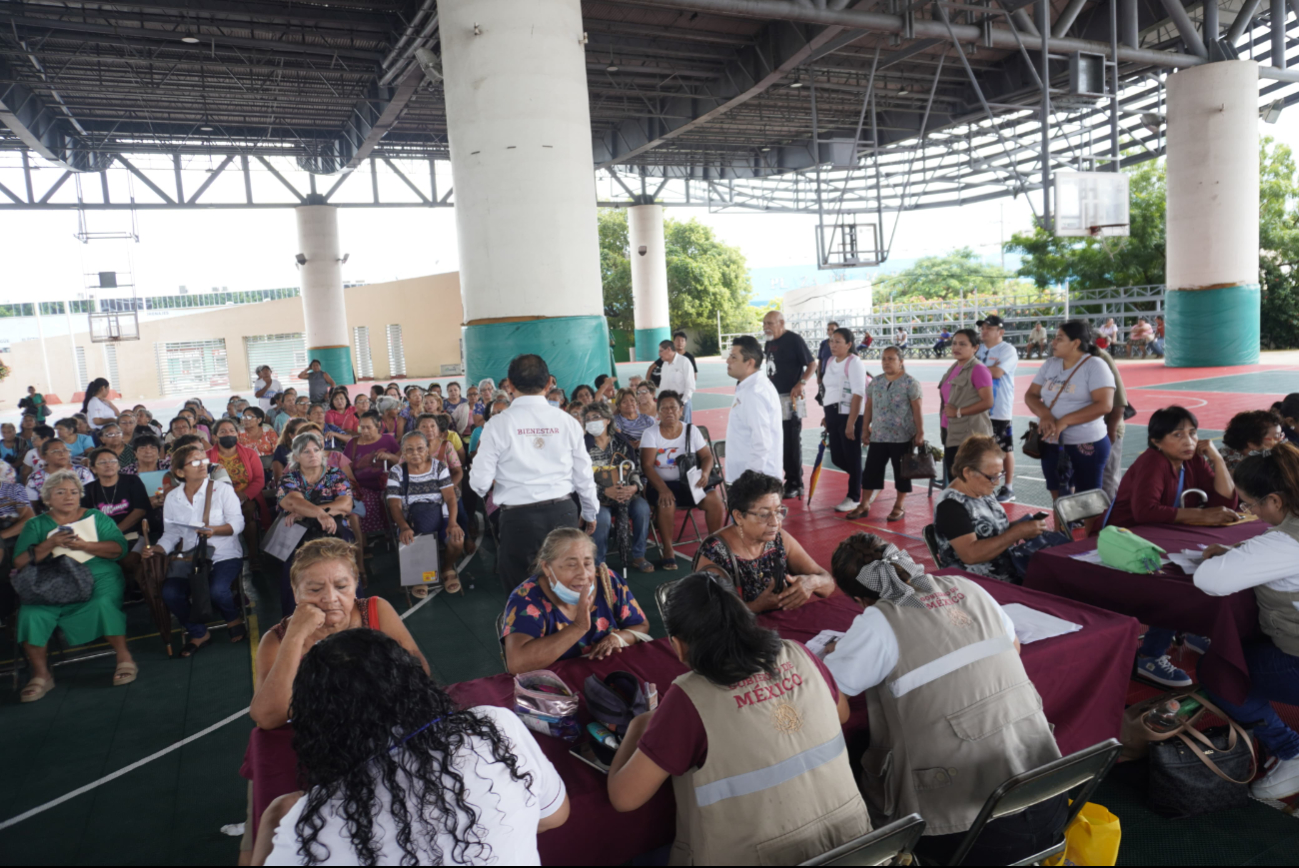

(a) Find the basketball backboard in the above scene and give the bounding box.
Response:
[1054,171,1129,237]
[89,311,140,342]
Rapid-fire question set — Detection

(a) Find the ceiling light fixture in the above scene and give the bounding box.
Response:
[607,65,619,72]
[181,34,200,44]
[789,81,803,88]
[199,125,213,131]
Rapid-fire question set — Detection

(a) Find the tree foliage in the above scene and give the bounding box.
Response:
[599,209,756,355]
[874,247,1025,301]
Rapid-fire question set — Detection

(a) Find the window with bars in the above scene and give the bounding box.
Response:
[386,325,406,378]
[244,334,308,389]
[104,343,119,391]
[353,326,374,380]
[75,346,88,391]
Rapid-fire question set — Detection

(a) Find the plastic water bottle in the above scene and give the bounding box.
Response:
[1143,699,1183,733]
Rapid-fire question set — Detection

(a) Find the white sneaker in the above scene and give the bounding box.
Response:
[834,497,861,513]
[1251,756,1299,801]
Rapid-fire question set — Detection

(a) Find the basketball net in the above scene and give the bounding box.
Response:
[1089,225,1128,259]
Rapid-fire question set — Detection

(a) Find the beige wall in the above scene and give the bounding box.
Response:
[0,272,464,405]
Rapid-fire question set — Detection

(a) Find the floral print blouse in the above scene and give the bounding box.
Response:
[501,567,647,660]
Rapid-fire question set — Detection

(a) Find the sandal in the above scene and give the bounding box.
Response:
[228,622,248,643]
[656,558,680,571]
[412,585,429,599]
[845,503,871,520]
[887,507,906,522]
[442,569,462,595]
[112,661,139,686]
[20,676,54,703]
[631,558,656,573]
[180,635,209,658]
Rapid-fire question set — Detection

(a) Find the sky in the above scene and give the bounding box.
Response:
[3,111,1299,307]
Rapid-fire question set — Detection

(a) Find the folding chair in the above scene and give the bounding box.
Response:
[1052,488,1110,535]
[946,738,1122,866]
[922,524,954,569]
[494,611,508,669]
[799,813,927,867]
[653,578,680,628]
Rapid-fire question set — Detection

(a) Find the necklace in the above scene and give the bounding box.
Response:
[101,478,120,507]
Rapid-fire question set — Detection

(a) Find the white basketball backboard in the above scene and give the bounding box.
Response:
[1054,171,1130,237]
[89,312,140,342]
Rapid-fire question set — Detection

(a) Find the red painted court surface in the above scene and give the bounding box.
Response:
[634,355,1299,570]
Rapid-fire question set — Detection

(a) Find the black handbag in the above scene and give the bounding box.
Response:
[1023,358,1092,459]
[165,478,217,622]
[1146,694,1256,818]
[898,442,938,480]
[677,423,723,490]
[12,546,94,606]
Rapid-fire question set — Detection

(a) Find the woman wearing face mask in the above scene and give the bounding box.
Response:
[500,527,649,674]
[584,402,654,573]
[146,443,247,656]
[606,572,864,865]
[207,417,267,554]
[250,538,426,730]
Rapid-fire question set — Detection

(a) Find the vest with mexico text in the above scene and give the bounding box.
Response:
[940,359,994,448]
[669,639,869,866]
[861,574,1059,836]
[1255,514,1299,657]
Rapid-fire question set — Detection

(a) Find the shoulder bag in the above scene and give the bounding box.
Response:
[676,423,723,490]
[166,478,217,622]
[1137,692,1256,818]
[12,541,94,607]
[1022,357,1092,459]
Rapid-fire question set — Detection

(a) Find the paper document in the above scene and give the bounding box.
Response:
[48,515,99,563]
[1168,548,1206,575]
[685,468,706,504]
[1001,603,1083,644]
[137,470,167,496]
[806,629,847,659]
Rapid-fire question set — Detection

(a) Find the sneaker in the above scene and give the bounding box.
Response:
[834,497,860,513]
[1135,655,1193,688]
[996,485,1015,503]
[1182,633,1212,655]
[1250,756,1299,801]
[784,486,804,501]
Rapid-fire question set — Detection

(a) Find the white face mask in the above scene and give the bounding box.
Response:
[585,420,606,436]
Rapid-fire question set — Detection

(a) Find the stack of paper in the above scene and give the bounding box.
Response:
[1001,603,1083,644]
[1168,548,1206,575]
[48,515,99,563]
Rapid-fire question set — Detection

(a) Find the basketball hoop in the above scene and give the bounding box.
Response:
[1055,172,1130,238]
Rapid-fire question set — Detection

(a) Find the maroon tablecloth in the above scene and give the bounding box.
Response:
[242,585,1139,864]
[1023,521,1266,703]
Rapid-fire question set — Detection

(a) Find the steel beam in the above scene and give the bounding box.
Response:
[0,57,111,171]
[1159,0,1209,57]
[1273,0,1289,67]
[1228,0,1263,42]
[1051,0,1090,37]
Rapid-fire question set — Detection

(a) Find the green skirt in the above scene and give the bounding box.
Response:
[17,564,127,647]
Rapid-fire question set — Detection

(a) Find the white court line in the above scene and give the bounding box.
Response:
[0,541,475,832]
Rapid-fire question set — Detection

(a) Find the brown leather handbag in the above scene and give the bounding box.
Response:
[898,442,937,480]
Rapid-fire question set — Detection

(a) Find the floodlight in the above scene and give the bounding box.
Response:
[295,253,307,266]
[1263,99,1284,124]
[414,47,443,82]
[1141,112,1164,133]
[338,253,350,264]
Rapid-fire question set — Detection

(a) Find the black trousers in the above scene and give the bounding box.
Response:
[781,397,803,490]
[913,792,1069,866]
[497,497,580,594]
[863,440,914,494]
[824,406,863,501]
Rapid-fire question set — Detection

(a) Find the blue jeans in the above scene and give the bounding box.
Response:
[162,558,242,639]
[1204,640,1299,760]
[595,496,651,566]
[1041,435,1111,494]
[1139,627,1177,659]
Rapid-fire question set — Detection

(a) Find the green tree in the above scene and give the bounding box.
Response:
[599,209,756,355]
[874,247,1023,301]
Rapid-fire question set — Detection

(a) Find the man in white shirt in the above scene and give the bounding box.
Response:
[724,336,783,484]
[469,354,599,591]
[976,316,1018,503]
[656,340,696,423]
[254,365,283,413]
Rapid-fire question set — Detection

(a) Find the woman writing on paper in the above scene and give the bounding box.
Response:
[1194,443,1299,801]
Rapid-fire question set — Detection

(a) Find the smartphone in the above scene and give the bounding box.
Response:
[771,555,787,594]
[1030,512,1049,521]
[569,741,611,775]
[57,525,75,534]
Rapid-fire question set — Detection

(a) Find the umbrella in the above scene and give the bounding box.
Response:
[806,430,829,506]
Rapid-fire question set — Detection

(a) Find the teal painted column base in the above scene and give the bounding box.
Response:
[634,326,671,361]
[311,346,356,386]
[464,315,611,394]
[1165,284,1260,368]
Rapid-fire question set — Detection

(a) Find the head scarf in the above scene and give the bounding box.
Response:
[854,543,937,610]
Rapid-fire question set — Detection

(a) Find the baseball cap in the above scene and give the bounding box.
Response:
[980,315,1005,328]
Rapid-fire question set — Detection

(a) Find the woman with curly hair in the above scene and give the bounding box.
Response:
[253,629,569,866]
[1220,409,1284,474]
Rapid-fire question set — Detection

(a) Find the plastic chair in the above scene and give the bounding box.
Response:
[799,813,927,867]
[945,738,1122,866]
[1052,488,1110,533]
[653,578,679,627]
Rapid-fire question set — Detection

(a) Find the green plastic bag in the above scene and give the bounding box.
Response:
[1097,526,1166,574]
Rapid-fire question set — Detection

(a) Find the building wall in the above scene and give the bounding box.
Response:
[0,272,464,404]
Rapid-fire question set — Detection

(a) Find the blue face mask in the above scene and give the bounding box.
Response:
[548,399,561,407]
[548,571,583,605]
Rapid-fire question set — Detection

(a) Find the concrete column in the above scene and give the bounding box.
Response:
[1165,60,1260,367]
[441,0,609,389]
[295,202,355,385]
[628,203,671,361]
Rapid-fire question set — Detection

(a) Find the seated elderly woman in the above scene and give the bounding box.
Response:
[238,406,279,456]
[324,387,356,433]
[250,538,426,730]
[1220,409,1285,474]
[375,395,406,438]
[569,384,596,408]
[583,401,654,572]
[547,387,567,409]
[501,527,649,674]
[270,417,311,484]
[932,435,1049,582]
[97,421,134,470]
[640,390,726,568]
[343,410,400,537]
[147,442,247,656]
[635,381,658,422]
[14,469,137,701]
[252,630,566,867]
[822,532,1066,865]
[25,437,95,503]
[274,431,354,616]
[1104,406,1239,530]
[612,387,654,447]
[387,431,465,596]
[306,402,349,450]
[694,470,834,611]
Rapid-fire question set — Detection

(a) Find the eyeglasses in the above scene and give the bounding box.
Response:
[95,457,120,467]
[972,468,1005,484]
[186,458,210,468]
[745,507,789,523]
[1239,494,1274,514]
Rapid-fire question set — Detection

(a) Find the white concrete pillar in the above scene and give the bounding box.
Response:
[295,203,354,384]
[1165,60,1260,367]
[629,202,672,361]
[441,0,610,388]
